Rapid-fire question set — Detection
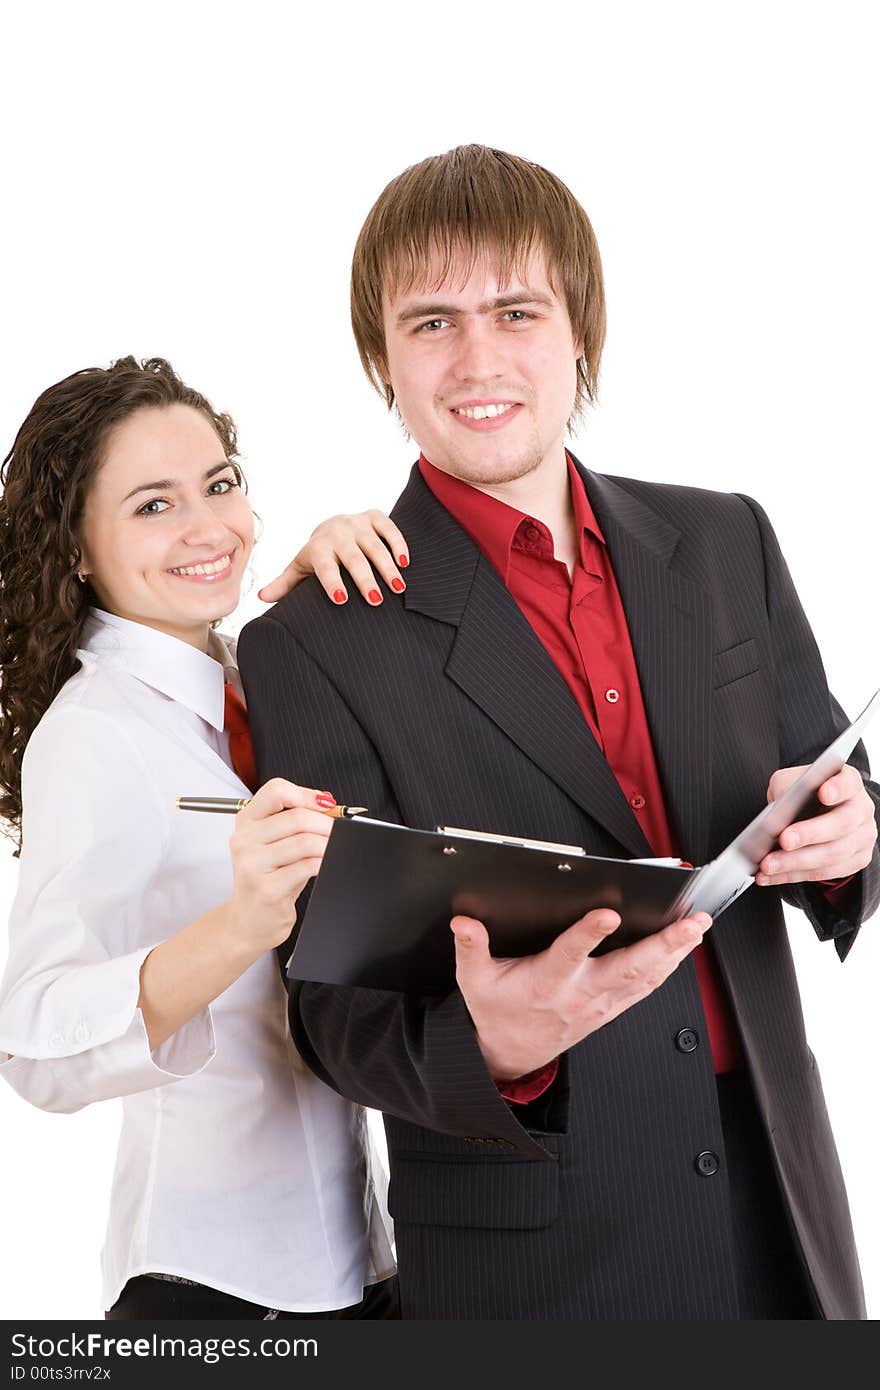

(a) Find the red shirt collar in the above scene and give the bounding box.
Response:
[418,452,605,584]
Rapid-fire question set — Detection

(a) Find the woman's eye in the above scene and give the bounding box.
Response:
[208,477,238,495]
[137,498,170,516]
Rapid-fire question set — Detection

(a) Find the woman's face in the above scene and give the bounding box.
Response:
[78,403,254,649]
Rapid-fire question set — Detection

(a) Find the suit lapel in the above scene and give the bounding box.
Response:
[446,558,653,856]
[394,467,652,857]
[394,460,716,863]
[582,465,715,865]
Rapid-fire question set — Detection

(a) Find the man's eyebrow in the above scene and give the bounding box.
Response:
[122,462,232,503]
[395,289,556,324]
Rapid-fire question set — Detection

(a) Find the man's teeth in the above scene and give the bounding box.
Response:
[170,554,233,577]
[454,403,516,420]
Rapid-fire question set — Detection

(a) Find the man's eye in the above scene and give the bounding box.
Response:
[418,318,450,333]
[137,498,170,516]
[502,310,530,322]
[208,477,238,495]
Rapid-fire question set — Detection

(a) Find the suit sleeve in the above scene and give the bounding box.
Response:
[738,494,880,958]
[237,608,557,1160]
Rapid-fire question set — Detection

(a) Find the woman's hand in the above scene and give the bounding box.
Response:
[257,510,410,607]
[228,779,334,950]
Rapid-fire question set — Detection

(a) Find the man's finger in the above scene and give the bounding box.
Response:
[450,916,493,988]
[817,764,863,806]
[588,913,711,995]
[766,765,808,802]
[540,908,621,980]
[776,802,859,853]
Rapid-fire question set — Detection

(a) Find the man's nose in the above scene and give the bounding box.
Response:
[449,318,506,383]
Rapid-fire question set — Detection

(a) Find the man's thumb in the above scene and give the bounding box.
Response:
[450,915,489,957]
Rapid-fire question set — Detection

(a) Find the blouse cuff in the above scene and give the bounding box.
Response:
[0,942,216,1111]
[0,1008,215,1112]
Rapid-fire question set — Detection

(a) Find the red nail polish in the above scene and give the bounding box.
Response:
[316,793,337,808]
[391,577,405,592]
[398,555,409,568]
[368,589,382,604]
[332,589,347,604]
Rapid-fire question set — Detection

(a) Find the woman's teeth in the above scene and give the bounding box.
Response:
[169,554,233,577]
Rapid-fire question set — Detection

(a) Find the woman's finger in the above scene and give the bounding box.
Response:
[257,558,310,603]
[307,553,349,605]
[240,779,333,819]
[331,543,385,605]
[362,509,410,571]
[262,832,331,873]
[241,806,333,847]
[344,527,407,598]
[273,858,328,902]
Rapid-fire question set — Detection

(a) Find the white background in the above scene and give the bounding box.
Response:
[1,0,877,1320]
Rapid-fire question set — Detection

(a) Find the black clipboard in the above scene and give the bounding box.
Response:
[288,818,694,993]
[287,685,880,994]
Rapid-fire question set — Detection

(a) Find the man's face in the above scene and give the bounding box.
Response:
[378,244,575,489]
[381,246,580,487]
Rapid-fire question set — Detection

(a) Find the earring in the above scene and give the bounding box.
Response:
[76,573,87,584]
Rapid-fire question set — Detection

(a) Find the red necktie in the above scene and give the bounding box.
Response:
[223,682,258,793]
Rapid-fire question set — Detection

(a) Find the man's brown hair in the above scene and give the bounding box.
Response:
[350,144,606,420]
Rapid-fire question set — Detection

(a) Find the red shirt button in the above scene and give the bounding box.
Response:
[525,525,541,542]
[630,794,646,810]
[605,688,620,704]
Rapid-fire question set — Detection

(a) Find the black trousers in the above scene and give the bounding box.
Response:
[716,1070,819,1319]
[107,1273,399,1321]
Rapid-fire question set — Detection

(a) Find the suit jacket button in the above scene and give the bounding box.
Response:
[675,1027,700,1053]
[695,1150,720,1177]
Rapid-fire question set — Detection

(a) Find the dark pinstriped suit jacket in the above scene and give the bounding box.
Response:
[238,459,880,1320]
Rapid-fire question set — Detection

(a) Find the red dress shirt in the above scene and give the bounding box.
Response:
[419,453,743,1082]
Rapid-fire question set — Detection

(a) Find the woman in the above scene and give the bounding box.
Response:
[0,356,409,1319]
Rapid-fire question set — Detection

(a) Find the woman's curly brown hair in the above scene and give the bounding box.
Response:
[0,356,241,854]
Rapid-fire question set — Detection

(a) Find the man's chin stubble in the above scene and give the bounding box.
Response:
[447,445,545,487]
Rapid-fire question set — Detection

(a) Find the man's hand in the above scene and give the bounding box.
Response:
[756,764,878,887]
[450,908,712,1083]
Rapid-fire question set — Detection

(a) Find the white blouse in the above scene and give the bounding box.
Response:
[0,608,393,1312]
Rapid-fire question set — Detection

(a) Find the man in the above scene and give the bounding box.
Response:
[238,145,879,1319]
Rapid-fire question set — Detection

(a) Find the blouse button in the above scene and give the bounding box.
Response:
[525,525,541,543]
[605,688,620,704]
[630,794,646,810]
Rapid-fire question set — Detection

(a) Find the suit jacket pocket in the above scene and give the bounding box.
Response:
[388,1147,560,1230]
[714,638,759,690]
